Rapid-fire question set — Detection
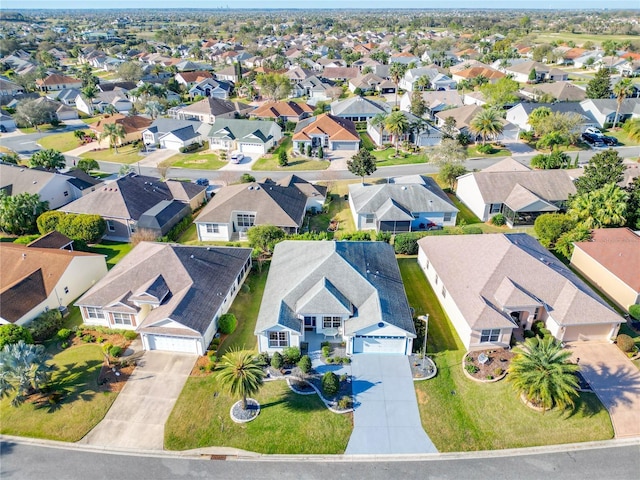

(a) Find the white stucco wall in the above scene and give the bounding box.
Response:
[455,174,489,222]
[197,222,231,241]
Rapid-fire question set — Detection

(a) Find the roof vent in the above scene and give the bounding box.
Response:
[255,186,260,190]
[190,254,194,259]
[401,186,407,190]
[248,186,253,190]
[33,180,37,184]
[22,253,26,259]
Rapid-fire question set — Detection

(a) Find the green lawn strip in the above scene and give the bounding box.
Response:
[372,148,428,167]
[217,266,269,354]
[0,344,117,442]
[176,223,199,243]
[466,146,511,158]
[322,181,358,233]
[86,241,132,269]
[604,129,640,147]
[252,156,329,171]
[38,131,87,152]
[164,379,352,453]
[272,135,292,156]
[398,258,614,452]
[168,152,226,170]
[359,132,376,151]
[80,116,102,125]
[80,145,144,164]
[19,124,67,134]
[446,193,481,225]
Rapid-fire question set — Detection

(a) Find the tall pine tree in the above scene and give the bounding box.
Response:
[586,68,612,99]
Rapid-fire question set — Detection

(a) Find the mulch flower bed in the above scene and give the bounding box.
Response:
[464,348,514,382]
[97,363,135,393]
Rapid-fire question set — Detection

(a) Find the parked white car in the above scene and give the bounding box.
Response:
[584,127,603,137]
[230,151,244,164]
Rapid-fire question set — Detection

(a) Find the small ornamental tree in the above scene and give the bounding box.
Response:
[37,210,66,234]
[347,148,377,183]
[298,355,312,374]
[629,305,640,321]
[616,334,635,353]
[278,149,289,167]
[247,224,285,254]
[76,158,99,173]
[0,325,33,350]
[322,371,339,397]
[30,149,66,171]
[317,145,324,159]
[218,314,238,335]
[270,351,283,370]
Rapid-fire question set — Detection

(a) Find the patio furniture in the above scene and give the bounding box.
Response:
[323,328,339,339]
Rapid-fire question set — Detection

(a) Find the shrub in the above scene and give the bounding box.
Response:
[321,345,331,358]
[240,173,256,183]
[375,231,392,243]
[179,143,200,153]
[283,346,301,365]
[297,355,312,374]
[28,309,63,342]
[320,341,330,348]
[465,364,479,374]
[217,314,237,335]
[519,130,534,142]
[322,372,339,396]
[493,367,504,377]
[96,336,105,344]
[393,232,422,255]
[341,357,351,364]
[486,375,494,380]
[109,346,123,357]
[212,337,221,346]
[629,305,640,321]
[124,330,137,341]
[271,351,283,369]
[102,342,113,353]
[256,352,270,366]
[207,349,216,358]
[82,334,95,343]
[532,321,544,335]
[13,234,41,244]
[616,334,635,353]
[476,144,495,154]
[461,225,483,235]
[0,324,34,349]
[166,214,193,242]
[490,213,505,226]
[339,373,348,383]
[524,329,536,339]
[326,357,334,364]
[538,327,552,339]
[337,396,352,410]
[534,213,576,248]
[55,213,106,243]
[55,328,72,341]
[61,341,69,349]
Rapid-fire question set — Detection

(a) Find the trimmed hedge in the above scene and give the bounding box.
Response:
[0,324,34,349]
[28,309,64,342]
[218,314,237,335]
[322,371,339,396]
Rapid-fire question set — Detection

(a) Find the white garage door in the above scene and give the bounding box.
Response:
[146,334,199,354]
[353,336,407,354]
[563,324,613,342]
[162,140,184,151]
[331,142,358,151]
[239,143,264,154]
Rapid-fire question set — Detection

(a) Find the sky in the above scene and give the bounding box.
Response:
[2,0,638,9]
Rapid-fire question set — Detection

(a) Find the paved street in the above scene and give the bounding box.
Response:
[1,439,638,480]
[0,120,87,157]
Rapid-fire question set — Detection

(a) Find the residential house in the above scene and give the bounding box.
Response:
[295,75,340,103]
[580,98,640,128]
[46,88,81,107]
[417,233,625,350]
[168,98,240,124]
[207,117,283,155]
[349,175,458,233]
[519,81,587,102]
[455,158,577,226]
[0,243,107,326]
[285,66,313,85]
[90,114,152,148]
[399,67,456,92]
[348,73,396,95]
[175,70,214,88]
[366,111,443,147]
[142,118,209,150]
[249,101,313,123]
[275,174,327,213]
[188,78,233,100]
[451,66,505,84]
[321,67,360,82]
[35,74,82,92]
[26,231,74,251]
[0,112,16,131]
[435,104,519,141]
[75,242,252,355]
[60,173,206,241]
[0,77,25,97]
[292,113,360,153]
[502,61,569,83]
[399,90,464,120]
[195,178,315,241]
[571,228,640,310]
[75,89,133,116]
[506,102,595,132]
[215,65,249,83]
[330,96,391,122]
[389,51,421,66]
[255,241,416,355]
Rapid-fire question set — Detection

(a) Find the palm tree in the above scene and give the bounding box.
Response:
[569,183,629,228]
[389,62,407,108]
[102,104,118,116]
[470,108,504,145]
[100,123,126,153]
[370,112,388,144]
[623,118,640,142]
[145,100,164,120]
[385,111,409,156]
[508,337,580,412]
[0,341,53,407]
[29,149,66,170]
[216,349,264,411]
[612,78,634,129]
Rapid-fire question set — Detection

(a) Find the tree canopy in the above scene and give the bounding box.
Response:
[247,224,286,254]
[216,349,264,411]
[255,73,292,101]
[428,138,466,167]
[14,99,55,130]
[0,192,48,235]
[479,77,520,107]
[347,148,377,183]
[574,149,625,195]
[29,149,66,170]
[586,68,612,99]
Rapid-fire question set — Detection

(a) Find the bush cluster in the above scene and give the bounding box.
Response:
[37,211,106,243]
[0,324,33,349]
[179,142,202,153]
[282,346,301,365]
[616,334,635,353]
[490,213,506,226]
[217,314,237,335]
[336,231,371,241]
[163,214,193,242]
[56,328,72,341]
[271,351,283,370]
[321,372,339,396]
[297,355,312,374]
[321,345,331,358]
[28,309,64,342]
[629,305,640,321]
[337,396,352,410]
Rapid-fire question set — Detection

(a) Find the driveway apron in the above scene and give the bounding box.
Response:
[345,354,438,455]
[568,341,640,438]
[79,351,195,450]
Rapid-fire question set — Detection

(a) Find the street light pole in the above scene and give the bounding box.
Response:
[419,314,429,367]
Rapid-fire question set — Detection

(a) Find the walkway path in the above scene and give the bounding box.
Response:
[345,354,437,455]
[79,351,195,450]
[568,341,640,438]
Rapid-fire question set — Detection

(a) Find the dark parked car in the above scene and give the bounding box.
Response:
[0,125,6,133]
[602,136,618,146]
[195,178,209,186]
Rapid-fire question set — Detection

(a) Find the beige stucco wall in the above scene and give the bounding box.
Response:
[571,247,639,311]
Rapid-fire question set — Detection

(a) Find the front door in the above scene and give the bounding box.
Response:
[304,316,316,330]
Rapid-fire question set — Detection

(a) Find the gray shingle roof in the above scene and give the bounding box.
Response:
[255,241,416,337]
[207,118,279,145]
[330,96,391,116]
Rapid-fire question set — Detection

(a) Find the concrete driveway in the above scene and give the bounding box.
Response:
[568,341,640,438]
[79,351,195,450]
[345,354,437,455]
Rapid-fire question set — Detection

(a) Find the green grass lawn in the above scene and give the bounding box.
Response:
[38,131,88,152]
[253,156,329,171]
[359,132,376,151]
[164,379,352,453]
[86,241,132,269]
[398,258,614,451]
[80,116,102,125]
[534,32,639,47]
[80,145,144,164]
[309,180,358,234]
[372,148,428,167]
[446,193,481,225]
[604,128,640,147]
[19,123,68,134]
[0,344,117,442]
[168,151,226,170]
[218,266,269,354]
[466,145,511,158]
[272,135,292,156]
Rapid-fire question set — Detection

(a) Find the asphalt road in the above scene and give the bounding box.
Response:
[1,122,87,157]
[70,145,640,185]
[1,440,638,480]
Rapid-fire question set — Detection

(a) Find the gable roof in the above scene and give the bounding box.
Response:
[180,97,237,116]
[27,231,73,250]
[207,117,281,145]
[90,114,152,135]
[36,74,81,86]
[330,96,391,117]
[0,163,62,197]
[250,101,313,119]
[293,113,359,142]
[418,233,623,330]
[482,157,531,173]
[255,241,416,336]
[76,243,252,335]
[573,228,640,292]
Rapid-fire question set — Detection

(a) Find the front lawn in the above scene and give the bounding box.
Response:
[86,240,132,269]
[466,145,511,158]
[272,135,292,156]
[309,180,358,234]
[0,344,118,442]
[217,265,269,354]
[398,258,614,452]
[168,151,226,170]
[164,378,352,453]
[253,156,329,171]
[359,132,376,151]
[372,147,428,167]
[80,145,144,164]
[604,128,640,147]
[38,131,88,152]
[19,123,67,134]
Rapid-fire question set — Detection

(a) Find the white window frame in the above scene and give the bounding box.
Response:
[237,213,255,228]
[206,224,219,233]
[322,316,341,329]
[107,220,115,232]
[443,212,452,222]
[268,331,289,348]
[490,203,502,214]
[112,312,133,326]
[364,214,375,225]
[85,307,104,319]
[480,329,501,343]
